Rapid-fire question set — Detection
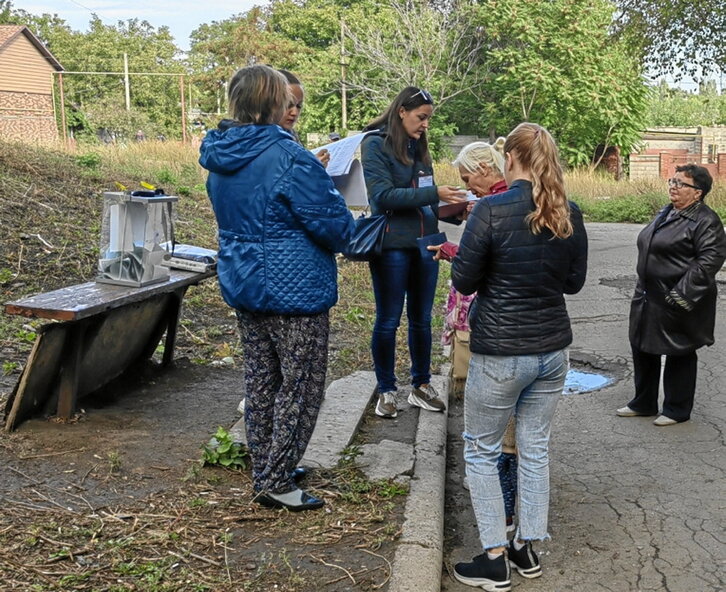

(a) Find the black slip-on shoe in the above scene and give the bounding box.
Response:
[453,552,511,591]
[292,467,308,483]
[256,490,324,512]
[508,540,542,579]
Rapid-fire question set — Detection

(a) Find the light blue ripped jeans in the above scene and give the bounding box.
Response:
[463,348,568,550]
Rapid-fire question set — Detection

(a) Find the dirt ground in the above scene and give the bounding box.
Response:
[0,358,407,591]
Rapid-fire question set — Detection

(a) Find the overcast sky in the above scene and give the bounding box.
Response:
[22,0,258,50]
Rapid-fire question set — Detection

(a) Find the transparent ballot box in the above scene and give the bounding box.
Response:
[97,191,178,287]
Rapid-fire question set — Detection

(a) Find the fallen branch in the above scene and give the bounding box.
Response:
[19,447,86,460]
[307,553,356,585]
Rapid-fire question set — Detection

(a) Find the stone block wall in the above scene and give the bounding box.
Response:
[0,90,58,142]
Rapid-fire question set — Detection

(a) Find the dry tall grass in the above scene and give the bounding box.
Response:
[435,160,726,220]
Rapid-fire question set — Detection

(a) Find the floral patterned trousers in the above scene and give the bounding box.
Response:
[236,310,329,494]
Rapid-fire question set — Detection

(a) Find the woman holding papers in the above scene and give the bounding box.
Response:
[360,86,466,419]
[451,123,587,590]
[200,65,354,512]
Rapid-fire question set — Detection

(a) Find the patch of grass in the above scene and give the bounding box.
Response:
[107,451,122,473]
[2,361,18,375]
[575,193,665,223]
[14,329,36,344]
[75,151,101,169]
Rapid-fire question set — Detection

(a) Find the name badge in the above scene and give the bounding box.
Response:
[418,175,433,188]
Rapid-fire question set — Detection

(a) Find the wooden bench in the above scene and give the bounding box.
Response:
[3,269,215,431]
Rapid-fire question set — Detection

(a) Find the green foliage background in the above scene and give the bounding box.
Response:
[1,0,725,164]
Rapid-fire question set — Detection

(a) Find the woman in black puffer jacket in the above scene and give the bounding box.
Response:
[451,123,587,590]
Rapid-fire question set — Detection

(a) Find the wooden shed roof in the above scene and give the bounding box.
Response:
[0,25,64,71]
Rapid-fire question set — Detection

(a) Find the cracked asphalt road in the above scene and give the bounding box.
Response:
[440,223,726,592]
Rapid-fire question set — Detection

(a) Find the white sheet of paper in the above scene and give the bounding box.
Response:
[332,159,369,206]
[437,191,477,210]
[311,131,375,178]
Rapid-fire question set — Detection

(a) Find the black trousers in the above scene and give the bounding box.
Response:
[628,346,698,422]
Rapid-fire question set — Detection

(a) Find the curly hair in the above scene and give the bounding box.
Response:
[504,123,572,239]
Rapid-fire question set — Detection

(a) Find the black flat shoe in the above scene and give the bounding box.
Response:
[256,490,324,512]
[292,467,308,483]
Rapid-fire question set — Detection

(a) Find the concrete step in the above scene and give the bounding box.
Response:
[229,370,377,469]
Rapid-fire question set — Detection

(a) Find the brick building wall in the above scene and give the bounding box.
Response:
[630,126,726,181]
[0,25,62,143]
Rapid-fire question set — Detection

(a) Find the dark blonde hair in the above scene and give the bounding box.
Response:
[228,65,289,125]
[504,123,572,239]
[363,86,433,166]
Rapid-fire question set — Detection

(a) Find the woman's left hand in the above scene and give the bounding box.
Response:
[316,149,330,168]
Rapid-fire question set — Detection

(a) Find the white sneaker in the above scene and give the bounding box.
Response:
[237,398,246,415]
[408,383,446,412]
[616,405,648,417]
[653,415,678,426]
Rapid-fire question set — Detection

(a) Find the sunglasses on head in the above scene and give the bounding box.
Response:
[407,89,433,105]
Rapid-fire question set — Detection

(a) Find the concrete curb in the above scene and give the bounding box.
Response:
[388,373,449,592]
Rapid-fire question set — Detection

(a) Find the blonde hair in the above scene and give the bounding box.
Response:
[228,65,290,125]
[504,123,572,239]
[452,138,506,176]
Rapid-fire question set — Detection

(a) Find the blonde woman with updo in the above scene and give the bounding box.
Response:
[451,123,588,590]
[429,138,508,262]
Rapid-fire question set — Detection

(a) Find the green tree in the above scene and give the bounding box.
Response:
[458,0,648,166]
[1,2,184,140]
[188,7,308,120]
[646,81,725,127]
[613,0,726,78]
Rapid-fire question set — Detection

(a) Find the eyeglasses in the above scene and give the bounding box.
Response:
[407,89,433,105]
[668,178,700,190]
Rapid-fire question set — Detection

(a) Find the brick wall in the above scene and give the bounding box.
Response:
[629,155,660,180]
[630,126,726,181]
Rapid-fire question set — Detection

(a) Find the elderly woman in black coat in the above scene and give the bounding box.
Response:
[618,164,726,426]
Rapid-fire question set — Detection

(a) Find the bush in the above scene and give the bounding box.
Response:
[76,152,101,169]
[575,193,665,223]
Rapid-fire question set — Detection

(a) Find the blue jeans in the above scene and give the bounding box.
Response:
[369,248,439,392]
[463,348,568,549]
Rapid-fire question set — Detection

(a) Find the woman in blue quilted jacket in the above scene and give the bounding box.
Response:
[200,65,354,512]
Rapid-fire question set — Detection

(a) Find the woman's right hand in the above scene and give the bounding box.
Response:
[437,185,467,204]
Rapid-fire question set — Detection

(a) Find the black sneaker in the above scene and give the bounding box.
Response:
[453,552,511,591]
[508,540,542,578]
